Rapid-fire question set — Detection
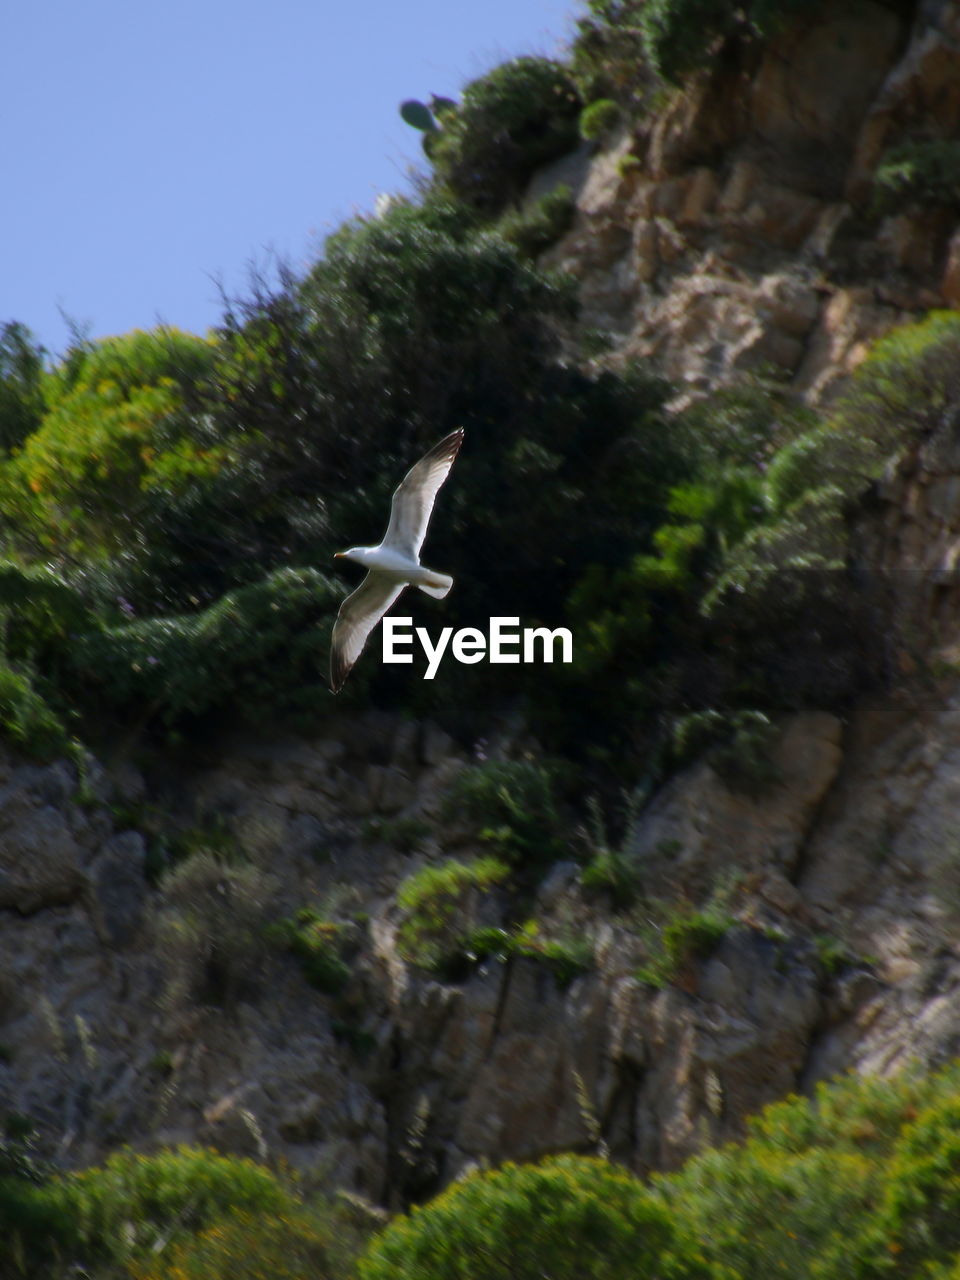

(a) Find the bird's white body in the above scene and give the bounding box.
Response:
[330,429,463,691]
[336,544,453,598]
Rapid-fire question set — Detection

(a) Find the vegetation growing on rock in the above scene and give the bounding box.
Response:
[4,0,960,1275]
[9,1067,960,1276]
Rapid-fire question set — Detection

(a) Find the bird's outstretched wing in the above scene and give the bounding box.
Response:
[330,572,405,693]
[382,428,463,559]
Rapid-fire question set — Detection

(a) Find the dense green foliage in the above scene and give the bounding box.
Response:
[0,13,954,776]
[572,0,823,90]
[13,1146,368,1278]
[395,856,511,973]
[0,322,46,453]
[9,1058,960,1277]
[579,97,620,139]
[443,759,567,871]
[425,58,581,212]
[497,185,576,257]
[354,1062,960,1280]
[358,1154,712,1280]
[635,896,734,988]
[653,1063,960,1279]
[157,850,275,1008]
[130,1205,357,1279]
[0,274,954,767]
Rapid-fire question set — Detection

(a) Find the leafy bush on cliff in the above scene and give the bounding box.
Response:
[358,1154,715,1280]
[869,1093,960,1272]
[426,58,581,213]
[0,329,218,564]
[266,906,353,994]
[0,64,956,763]
[0,322,46,453]
[659,1145,877,1279]
[395,856,510,974]
[579,97,621,140]
[497,185,576,257]
[574,0,823,87]
[63,1146,293,1266]
[12,1063,960,1277]
[0,194,682,746]
[157,850,276,1008]
[443,758,568,871]
[129,1203,361,1280]
[67,566,338,727]
[0,660,70,760]
[653,1062,960,1279]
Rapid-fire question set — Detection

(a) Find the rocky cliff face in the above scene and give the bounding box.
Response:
[4,0,960,1211]
[538,0,960,405]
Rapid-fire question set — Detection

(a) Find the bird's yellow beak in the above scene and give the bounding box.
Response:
[334,551,345,559]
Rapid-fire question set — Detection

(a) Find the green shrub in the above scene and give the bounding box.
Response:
[129,1203,360,1280]
[636,900,733,988]
[464,919,594,987]
[573,0,821,89]
[0,1131,80,1278]
[358,1154,714,1280]
[579,98,620,139]
[428,58,581,212]
[640,0,819,84]
[656,1145,878,1279]
[651,1066,960,1279]
[61,1146,295,1266]
[68,566,338,727]
[0,192,682,753]
[580,848,642,907]
[571,0,655,109]
[692,313,960,711]
[267,907,352,994]
[157,851,275,1008]
[0,660,70,760]
[871,1094,960,1271]
[744,1068,945,1158]
[443,759,567,871]
[0,328,218,562]
[0,322,46,454]
[873,139,960,212]
[396,856,510,974]
[509,920,594,986]
[498,186,576,258]
[670,708,780,791]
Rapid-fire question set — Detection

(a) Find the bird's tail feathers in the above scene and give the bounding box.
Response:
[418,573,453,600]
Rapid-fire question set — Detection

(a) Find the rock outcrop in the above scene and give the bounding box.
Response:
[4,0,960,1214]
[538,0,960,405]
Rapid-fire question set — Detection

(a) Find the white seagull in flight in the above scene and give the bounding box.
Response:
[330,428,464,693]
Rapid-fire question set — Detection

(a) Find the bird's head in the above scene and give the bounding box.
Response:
[334,547,366,565]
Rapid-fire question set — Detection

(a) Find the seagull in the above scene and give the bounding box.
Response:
[329,428,464,693]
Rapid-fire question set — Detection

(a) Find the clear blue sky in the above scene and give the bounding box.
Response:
[5,0,579,357]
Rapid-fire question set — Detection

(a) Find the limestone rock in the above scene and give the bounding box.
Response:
[626,711,843,893]
[0,797,87,914]
[91,831,147,947]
